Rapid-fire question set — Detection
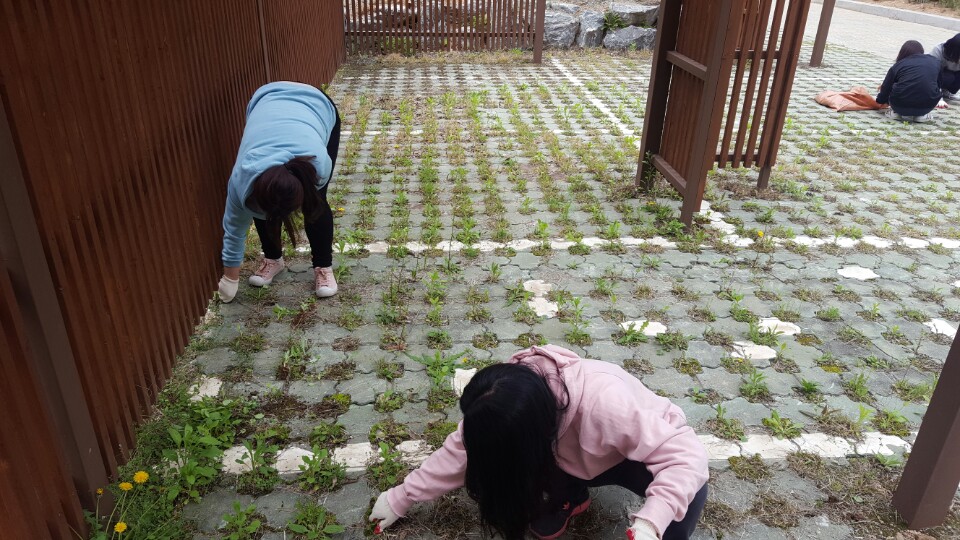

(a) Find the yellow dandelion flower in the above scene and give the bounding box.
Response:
[756,230,764,238]
[133,471,149,484]
[114,522,128,533]
[96,488,104,495]
[118,482,133,491]
[337,207,345,212]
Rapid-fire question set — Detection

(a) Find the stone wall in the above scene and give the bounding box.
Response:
[544,1,659,50]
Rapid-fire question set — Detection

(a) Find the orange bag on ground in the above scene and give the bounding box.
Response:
[815,86,888,111]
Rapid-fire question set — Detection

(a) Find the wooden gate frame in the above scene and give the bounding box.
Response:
[637,0,811,225]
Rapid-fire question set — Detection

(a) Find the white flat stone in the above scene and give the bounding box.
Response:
[620,320,666,336]
[621,237,647,246]
[833,237,858,248]
[275,447,315,475]
[924,318,957,338]
[930,237,960,249]
[452,368,477,397]
[647,236,677,248]
[222,445,253,474]
[523,279,554,297]
[437,240,465,252]
[855,432,911,456]
[699,435,741,460]
[758,317,801,336]
[332,443,378,472]
[397,440,433,466]
[581,237,606,247]
[738,434,798,458]
[476,240,501,252]
[837,266,879,281]
[954,280,960,288]
[404,241,429,253]
[550,240,575,250]
[507,239,537,251]
[861,236,893,249]
[366,241,390,254]
[711,222,737,234]
[901,237,929,249]
[189,376,222,401]
[731,341,778,361]
[794,433,854,458]
[528,297,559,318]
[725,235,754,247]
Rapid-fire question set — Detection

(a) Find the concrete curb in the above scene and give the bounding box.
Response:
[813,0,960,32]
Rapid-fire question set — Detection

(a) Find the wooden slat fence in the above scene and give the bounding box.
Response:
[344,0,547,61]
[637,0,811,224]
[0,1,344,536]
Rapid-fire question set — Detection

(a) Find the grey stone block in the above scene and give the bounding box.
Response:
[544,12,580,49]
[608,2,659,27]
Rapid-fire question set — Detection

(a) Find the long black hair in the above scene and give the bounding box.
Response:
[250,155,323,246]
[460,362,570,540]
[896,40,924,63]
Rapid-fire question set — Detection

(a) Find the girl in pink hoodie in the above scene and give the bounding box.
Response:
[368,345,709,540]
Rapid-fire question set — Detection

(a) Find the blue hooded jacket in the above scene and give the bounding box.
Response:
[221,82,337,267]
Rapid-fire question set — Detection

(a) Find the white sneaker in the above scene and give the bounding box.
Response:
[248,257,285,287]
[314,266,338,298]
[884,109,902,120]
[943,90,960,102]
[913,113,933,123]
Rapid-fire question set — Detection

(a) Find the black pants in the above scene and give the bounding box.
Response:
[941,68,960,94]
[547,460,708,540]
[254,89,340,269]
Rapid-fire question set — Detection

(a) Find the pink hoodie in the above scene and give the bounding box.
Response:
[385,345,709,537]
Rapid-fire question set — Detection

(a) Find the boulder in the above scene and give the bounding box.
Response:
[547,1,581,14]
[603,25,657,50]
[608,2,660,27]
[577,10,606,48]
[543,12,580,49]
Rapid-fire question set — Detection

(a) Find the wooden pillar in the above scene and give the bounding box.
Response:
[892,334,960,528]
[533,0,546,63]
[809,0,836,67]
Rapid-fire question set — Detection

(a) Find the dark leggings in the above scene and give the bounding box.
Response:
[941,68,960,94]
[254,89,340,268]
[547,461,708,540]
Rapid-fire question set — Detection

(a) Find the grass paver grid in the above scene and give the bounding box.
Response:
[171,47,960,539]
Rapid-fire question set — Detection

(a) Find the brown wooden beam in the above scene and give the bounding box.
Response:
[666,51,708,80]
[809,0,836,67]
[892,334,960,528]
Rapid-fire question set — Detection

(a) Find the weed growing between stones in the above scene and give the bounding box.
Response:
[707,404,746,441]
[762,410,803,439]
[287,501,345,539]
[368,442,408,491]
[309,422,347,448]
[298,447,347,493]
[728,454,772,481]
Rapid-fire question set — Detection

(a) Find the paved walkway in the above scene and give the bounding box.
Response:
[805,1,957,61]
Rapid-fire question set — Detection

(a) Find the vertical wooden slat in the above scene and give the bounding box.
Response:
[731,0,773,166]
[718,1,759,167]
[744,0,785,167]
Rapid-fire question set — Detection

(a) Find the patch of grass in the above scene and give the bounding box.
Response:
[374,358,404,381]
[426,329,453,349]
[514,332,546,348]
[882,325,911,346]
[427,387,458,412]
[622,358,654,376]
[673,356,703,376]
[633,284,655,299]
[320,360,356,381]
[689,387,722,405]
[309,422,347,448]
[707,404,746,441]
[703,329,733,347]
[287,501,344,539]
[730,303,757,323]
[763,410,803,438]
[298,447,346,493]
[423,420,458,449]
[367,442,408,491]
[872,409,910,437]
[812,405,867,440]
[656,330,690,351]
[614,321,649,346]
[843,373,872,403]
[748,321,780,347]
[728,454,772,481]
[232,331,266,356]
[688,306,716,322]
[795,333,822,346]
[369,418,411,446]
[374,390,407,413]
[793,288,824,303]
[816,306,842,322]
[752,492,802,529]
[837,326,870,346]
[892,378,933,403]
[313,393,351,418]
[740,368,771,402]
[471,331,499,350]
[721,356,753,374]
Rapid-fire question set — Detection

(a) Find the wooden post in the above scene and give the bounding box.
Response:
[892,335,960,528]
[533,0,546,63]
[809,0,835,67]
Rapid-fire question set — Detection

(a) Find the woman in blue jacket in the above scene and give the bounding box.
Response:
[877,41,942,123]
[217,82,340,302]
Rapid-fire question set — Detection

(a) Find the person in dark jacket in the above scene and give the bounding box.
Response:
[877,40,942,123]
[930,33,960,101]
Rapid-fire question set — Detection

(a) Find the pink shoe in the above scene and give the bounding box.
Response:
[314,266,338,298]
[248,257,285,287]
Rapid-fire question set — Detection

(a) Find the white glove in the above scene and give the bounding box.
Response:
[218,276,239,303]
[369,492,399,533]
[937,98,949,109]
[626,518,659,540]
